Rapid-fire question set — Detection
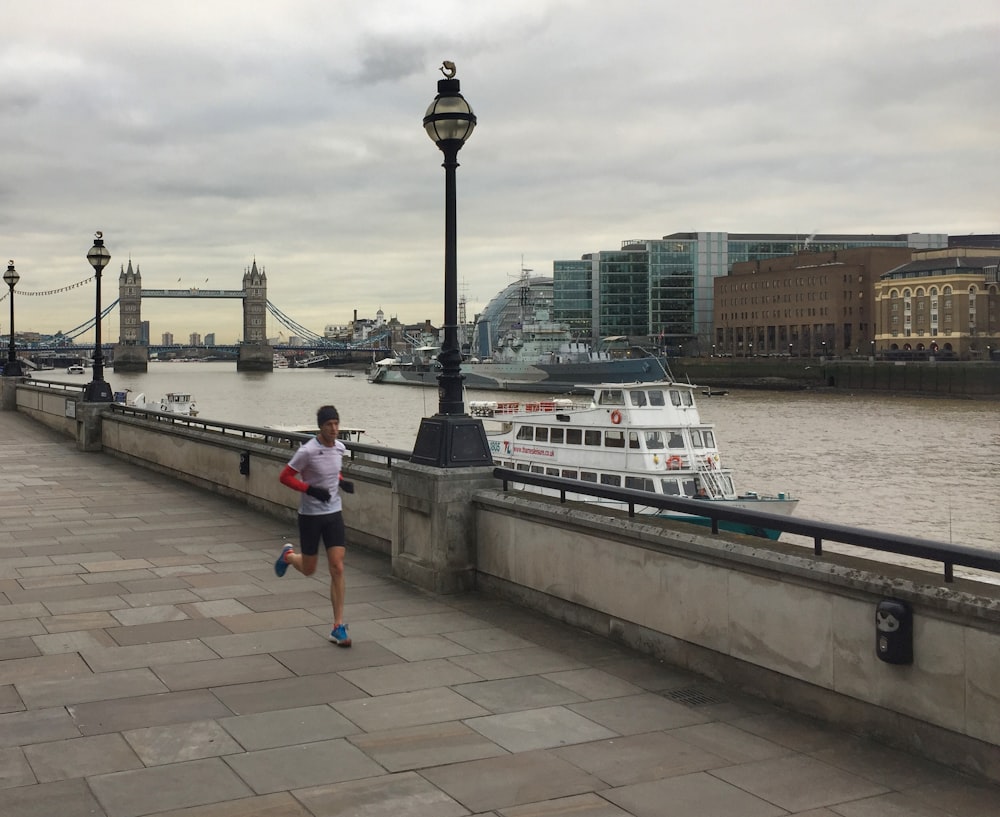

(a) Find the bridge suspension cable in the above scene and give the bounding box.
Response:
[264,301,392,351]
[265,301,327,344]
[62,299,119,340]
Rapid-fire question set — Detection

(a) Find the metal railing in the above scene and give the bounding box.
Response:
[492,467,1000,583]
[107,403,414,466]
[21,377,995,584]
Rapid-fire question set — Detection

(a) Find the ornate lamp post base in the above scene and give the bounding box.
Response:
[83,380,115,402]
[411,414,492,468]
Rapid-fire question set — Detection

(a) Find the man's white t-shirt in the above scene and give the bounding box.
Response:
[287,436,346,515]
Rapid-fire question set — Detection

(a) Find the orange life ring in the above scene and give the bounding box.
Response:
[666,455,682,470]
[610,409,622,424]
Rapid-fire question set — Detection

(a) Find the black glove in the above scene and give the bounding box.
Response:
[305,485,331,502]
[340,480,355,494]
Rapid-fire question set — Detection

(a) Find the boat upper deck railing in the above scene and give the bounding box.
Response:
[469,399,590,417]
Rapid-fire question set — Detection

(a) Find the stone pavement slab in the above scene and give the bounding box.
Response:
[2,410,999,817]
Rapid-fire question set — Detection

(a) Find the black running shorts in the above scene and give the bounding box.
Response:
[297,512,346,556]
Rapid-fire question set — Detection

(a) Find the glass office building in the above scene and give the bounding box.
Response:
[553,232,947,354]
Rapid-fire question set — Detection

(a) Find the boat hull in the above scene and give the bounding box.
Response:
[371,358,665,393]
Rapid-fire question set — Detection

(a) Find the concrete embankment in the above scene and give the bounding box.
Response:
[671,358,1000,398]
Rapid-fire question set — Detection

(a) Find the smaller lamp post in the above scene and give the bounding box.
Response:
[83,231,114,401]
[3,261,25,377]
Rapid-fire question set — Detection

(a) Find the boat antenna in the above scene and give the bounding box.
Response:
[518,257,533,329]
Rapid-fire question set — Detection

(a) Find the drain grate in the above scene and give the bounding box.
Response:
[662,686,727,706]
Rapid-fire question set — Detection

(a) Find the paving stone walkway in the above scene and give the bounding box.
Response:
[2,409,998,817]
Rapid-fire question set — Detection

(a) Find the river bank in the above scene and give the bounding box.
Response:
[671,357,1000,399]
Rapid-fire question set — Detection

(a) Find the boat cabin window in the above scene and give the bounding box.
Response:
[566,428,582,445]
[535,428,549,442]
[604,430,625,449]
[690,430,704,448]
[516,426,533,441]
[516,463,530,471]
[704,430,715,447]
[629,391,647,407]
[644,431,664,450]
[580,471,598,483]
[681,478,698,496]
[648,390,665,406]
[668,432,684,449]
[600,474,621,487]
[584,430,601,446]
[598,389,625,406]
[625,476,654,491]
[546,467,560,476]
[661,479,681,496]
[682,391,693,406]
[530,465,544,474]
[561,469,578,479]
[628,431,640,450]
[670,390,682,406]
[550,428,564,444]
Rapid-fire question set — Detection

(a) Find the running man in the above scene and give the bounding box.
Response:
[275,404,355,646]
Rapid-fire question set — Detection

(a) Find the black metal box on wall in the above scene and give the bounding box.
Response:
[876,598,913,665]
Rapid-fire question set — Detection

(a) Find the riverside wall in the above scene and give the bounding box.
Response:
[6,377,1000,783]
[672,358,1000,398]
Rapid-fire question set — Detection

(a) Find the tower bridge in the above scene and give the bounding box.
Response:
[110,260,389,372]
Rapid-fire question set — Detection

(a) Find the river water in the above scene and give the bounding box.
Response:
[86,361,998,564]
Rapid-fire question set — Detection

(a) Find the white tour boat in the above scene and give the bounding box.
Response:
[121,391,199,416]
[66,364,86,374]
[473,380,797,539]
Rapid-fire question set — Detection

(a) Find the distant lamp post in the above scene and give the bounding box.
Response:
[83,231,114,401]
[411,62,491,467]
[3,261,24,377]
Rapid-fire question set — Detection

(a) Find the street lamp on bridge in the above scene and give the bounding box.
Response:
[83,231,114,401]
[3,260,25,377]
[410,62,491,468]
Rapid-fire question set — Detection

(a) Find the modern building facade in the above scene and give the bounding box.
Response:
[553,232,947,354]
[875,249,1000,359]
[713,247,913,357]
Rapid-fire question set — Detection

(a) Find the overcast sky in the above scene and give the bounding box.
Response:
[3,1,998,343]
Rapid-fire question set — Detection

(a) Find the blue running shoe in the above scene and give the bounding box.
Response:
[329,623,352,647]
[274,544,294,577]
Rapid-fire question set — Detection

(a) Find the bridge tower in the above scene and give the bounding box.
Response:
[114,259,149,372]
[238,259,273,371]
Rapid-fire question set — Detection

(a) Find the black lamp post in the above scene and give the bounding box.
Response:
[3,260,24,377]
[83,231,114,401]
[411,62,491,468]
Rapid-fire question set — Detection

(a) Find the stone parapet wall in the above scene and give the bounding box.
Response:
[473,489,1000,782]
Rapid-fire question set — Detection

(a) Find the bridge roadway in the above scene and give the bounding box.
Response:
[1,410,997,816]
